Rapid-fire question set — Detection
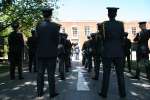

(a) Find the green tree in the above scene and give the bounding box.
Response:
[0,0,60,37]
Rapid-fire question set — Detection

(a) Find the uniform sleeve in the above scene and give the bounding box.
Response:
[20,34,25,48]
[120,21,125,39]
[56,24,61,45]
[148,30,150,38]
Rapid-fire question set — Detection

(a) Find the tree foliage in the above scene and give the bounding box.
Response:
[0,0,59,37]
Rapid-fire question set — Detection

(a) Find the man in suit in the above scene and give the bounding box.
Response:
[36,7,60,98]
[99,7,126,98]
[63,33,72,72]
[58,33,67,80]
[27,29,37,72]
[131,22,150,80]
[82,36,91,68]
[124,32,132,73]
[8,21,25,80]
[92,23,103,80]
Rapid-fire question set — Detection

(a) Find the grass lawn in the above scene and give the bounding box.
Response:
[0,63,9,74]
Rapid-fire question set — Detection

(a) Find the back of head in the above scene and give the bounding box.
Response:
[11,21,19,30]
[42,7,53,18]
[87,36,91,40]
[31,29,36,36]
[107,7,119,19]
[97,23,103,31]
[138,21,147,30]
[90,33,96,39]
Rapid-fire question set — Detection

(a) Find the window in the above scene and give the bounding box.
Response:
[72,27,78,37]
[132,27,136,35]
[71,39,79,43]
[84,26,91,36]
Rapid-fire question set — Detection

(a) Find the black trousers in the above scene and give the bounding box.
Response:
[58,56,65,77]
[65,55,71,72]
[37,58,57,96]
[9,53,23,79]
[100,57,126,97]
[28,53,36,72]
[136,58,150,79]
[87,55,92,72]
[125,54,131,72]
[93,56,101,79]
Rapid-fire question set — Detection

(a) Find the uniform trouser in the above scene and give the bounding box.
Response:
[82,54,86,66]
[93,56,101,78]
[84,57,88,68]
[9,54,23,79]
[87,56,92,72]
[125,54,131,72]
[65,55,71,72]
[29,53,36,72]
[10,62,23,79]
[101,57,126,97]
[136,59,150,79]
[58,57,65,77]
[37,58,57,96]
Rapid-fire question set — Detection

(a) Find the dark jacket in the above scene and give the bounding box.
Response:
[135,29,150,60]
[27,36,37,54]
[8,31,24,56]
[102,20,125,58]
[36,20,60,58]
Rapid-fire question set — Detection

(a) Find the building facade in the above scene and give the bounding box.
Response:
[59,21,150,49]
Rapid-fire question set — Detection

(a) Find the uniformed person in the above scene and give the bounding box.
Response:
[27,29,37,72]
[36,7,60,98]
[57,33,67,80]
[92,23,103,80]
[63,33,72,72]
[85,36,93,72]
[131,22,150,80]
[124,32,132,73]
[82,36,90,67]
[8,21,25,80]
[99,7,126,98]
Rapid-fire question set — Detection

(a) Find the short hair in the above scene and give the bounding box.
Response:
[11,21,19,29]
[42,7,53,18]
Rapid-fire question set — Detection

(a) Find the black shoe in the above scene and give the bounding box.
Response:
[98,92,107,98]
[34,70,37,72]
[10,77,15,80]
[120,94,126,98]
[60,77,65,80]
[60,75,65,80]
[65,69,69,72]
[50,93,59,98]
[19,77,24,80]
[130,76,140,80]
[37,94,43,97]
[88,69,91,72]
[92,77,98,80]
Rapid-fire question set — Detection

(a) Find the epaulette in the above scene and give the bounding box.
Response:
[117,20,124,24]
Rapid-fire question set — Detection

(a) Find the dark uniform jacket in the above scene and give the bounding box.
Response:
[64,39,72,56]
[102,20,125,58]
[124,38,131,56]
[135,29,150,60]
[36,20,60,58]
[27,36,37,55]
[8,31,24,62]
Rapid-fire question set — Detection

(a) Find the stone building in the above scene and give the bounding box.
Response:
[59,20,150,49]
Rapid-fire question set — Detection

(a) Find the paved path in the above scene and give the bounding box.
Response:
[0,60,150,100]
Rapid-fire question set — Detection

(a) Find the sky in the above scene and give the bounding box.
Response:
[57,0,150,22]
